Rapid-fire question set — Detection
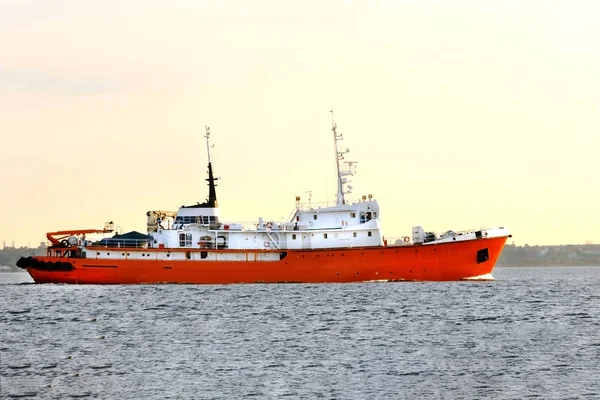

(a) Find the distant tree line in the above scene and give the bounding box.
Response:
[497,243,600,267]
[0,244,46,272]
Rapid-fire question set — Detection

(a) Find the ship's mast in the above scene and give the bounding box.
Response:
[204,126,218,207]
[331,110,356,205]
[205,125,213,165]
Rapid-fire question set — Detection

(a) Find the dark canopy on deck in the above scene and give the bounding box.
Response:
[97,231,153,247]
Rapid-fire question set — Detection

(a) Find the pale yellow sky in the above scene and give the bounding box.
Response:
[1,0,599,246]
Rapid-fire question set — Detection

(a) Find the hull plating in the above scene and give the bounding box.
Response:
[26,236,508,284]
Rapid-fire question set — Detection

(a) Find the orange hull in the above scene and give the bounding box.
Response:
[24,236,507,284]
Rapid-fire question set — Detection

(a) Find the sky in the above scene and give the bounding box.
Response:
[1,0,599,247]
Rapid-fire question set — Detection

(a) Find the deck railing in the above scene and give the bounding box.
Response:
[88,239,151,248]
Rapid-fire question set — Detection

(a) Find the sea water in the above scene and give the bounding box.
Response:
[1,267,599,399]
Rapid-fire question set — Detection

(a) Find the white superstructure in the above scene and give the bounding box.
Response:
[134,120,509,252]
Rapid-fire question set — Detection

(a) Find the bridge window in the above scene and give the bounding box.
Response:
[292,234,297,240]
[350,212,356,218]
[177,216,213,224]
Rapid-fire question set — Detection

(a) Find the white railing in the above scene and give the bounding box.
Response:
[88,238,151,248]
[295,196,374,211]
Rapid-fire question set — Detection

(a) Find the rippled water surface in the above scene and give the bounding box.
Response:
[1,267,600,399]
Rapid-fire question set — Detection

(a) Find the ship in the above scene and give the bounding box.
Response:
[17,118,511,284]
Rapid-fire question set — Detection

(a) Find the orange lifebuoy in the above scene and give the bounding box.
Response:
[264,241,270,247]
[403,236,410,243]
[266,222,273,229]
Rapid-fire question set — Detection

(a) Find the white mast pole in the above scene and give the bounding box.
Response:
[205,125,212,164]
[331,110,345,205]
